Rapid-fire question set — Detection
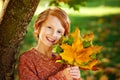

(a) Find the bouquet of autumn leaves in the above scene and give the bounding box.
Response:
[52,27,102,70]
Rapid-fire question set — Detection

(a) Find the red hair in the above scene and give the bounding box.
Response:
[34,7,70,38]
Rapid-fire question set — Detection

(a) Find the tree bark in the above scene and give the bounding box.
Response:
[0,0,40,80]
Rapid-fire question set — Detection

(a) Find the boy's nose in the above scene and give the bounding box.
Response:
[53,32,57,37]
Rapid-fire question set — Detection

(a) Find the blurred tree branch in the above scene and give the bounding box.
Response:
[49,0,87,10]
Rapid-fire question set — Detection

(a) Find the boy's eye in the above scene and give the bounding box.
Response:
[57,31,62,34]
[47,26,52,29]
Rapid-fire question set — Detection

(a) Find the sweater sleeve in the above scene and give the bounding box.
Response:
[18,54,40,80]
[48,67,81,80]
[48,70,67,80]
[48,72,81,80]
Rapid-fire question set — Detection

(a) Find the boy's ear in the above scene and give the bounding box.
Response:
[34,24,40,35]
[34,23,38,31]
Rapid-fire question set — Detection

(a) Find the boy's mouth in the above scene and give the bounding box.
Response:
[46,36,55,43]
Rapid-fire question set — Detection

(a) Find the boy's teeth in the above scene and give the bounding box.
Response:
[47,37,55,42]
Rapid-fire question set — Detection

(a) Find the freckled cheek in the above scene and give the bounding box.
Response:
[56,35,62,40]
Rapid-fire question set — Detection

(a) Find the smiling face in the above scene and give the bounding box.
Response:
[38,15,65,47]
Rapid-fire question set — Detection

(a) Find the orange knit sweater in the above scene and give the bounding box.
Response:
[18,48,68,80]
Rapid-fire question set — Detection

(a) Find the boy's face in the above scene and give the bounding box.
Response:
[38,15,65,47]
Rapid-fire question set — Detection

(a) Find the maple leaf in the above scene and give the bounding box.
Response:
[60,44,74,64]
[83,32,94,41]
[54,27,102,70]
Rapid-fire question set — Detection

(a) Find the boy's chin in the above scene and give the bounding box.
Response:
[45,43,53,47]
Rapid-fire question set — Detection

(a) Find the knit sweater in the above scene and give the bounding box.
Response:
[18,48,67,80]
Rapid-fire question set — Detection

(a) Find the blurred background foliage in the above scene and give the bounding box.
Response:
[16,0,120,80]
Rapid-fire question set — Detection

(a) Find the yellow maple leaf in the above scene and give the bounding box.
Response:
[71,27,81,40]
[57,27,102,70]
[88,59,98,69]
[75,46,93,64]
[60,44,74,64]
[75,46,102,69]
[83,32,94,41]
[71,27,83,52]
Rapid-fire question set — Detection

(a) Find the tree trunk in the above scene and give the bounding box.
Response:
[0,0,40,80]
